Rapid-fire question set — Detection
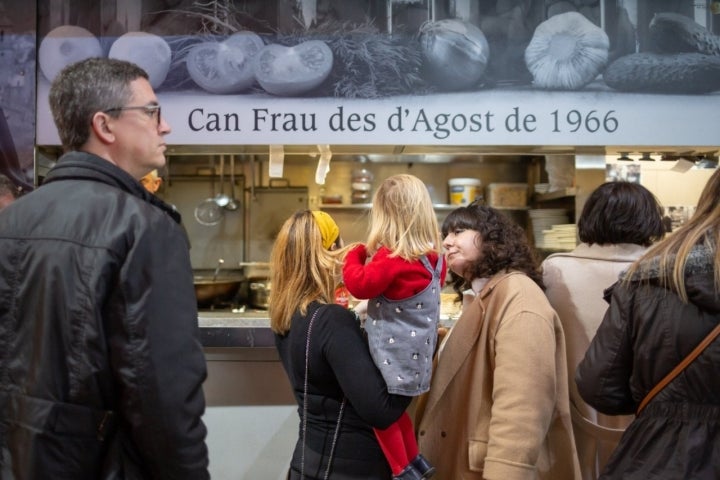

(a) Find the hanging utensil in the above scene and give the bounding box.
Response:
[225,154,239,211]
[194,157,223,226]
[214,155,231,207]
[194,198,223,225]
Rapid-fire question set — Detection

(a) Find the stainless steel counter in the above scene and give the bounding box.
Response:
[198,310,273,348]
[198,310,295,406]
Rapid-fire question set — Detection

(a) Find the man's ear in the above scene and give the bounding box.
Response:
[91,112,115,144]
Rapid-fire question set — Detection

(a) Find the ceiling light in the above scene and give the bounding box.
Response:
[617,152,632,161]
[638,152,654,161]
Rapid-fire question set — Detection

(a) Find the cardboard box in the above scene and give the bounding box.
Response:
[486,183,528,207]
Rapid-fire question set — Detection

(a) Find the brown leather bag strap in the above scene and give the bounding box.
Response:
[637,322,720,415]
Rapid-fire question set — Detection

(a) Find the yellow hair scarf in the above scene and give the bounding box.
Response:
[311,210,340,250]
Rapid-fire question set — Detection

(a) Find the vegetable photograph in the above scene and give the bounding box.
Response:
[33,0,720,98]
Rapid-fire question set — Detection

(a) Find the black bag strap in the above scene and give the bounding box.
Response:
[300,305,346,480]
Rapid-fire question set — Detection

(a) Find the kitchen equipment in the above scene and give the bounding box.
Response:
[214,155,231,208]
[194,157,224,226]
[246,179,308,262]
[238,261,271,279]
[225,155,239,211]
[194,258,244,306]
[248,280,271,309]
[194,198,223,226]
[238,262,271,309]
[193,270,244,307]
[351,167,374,204]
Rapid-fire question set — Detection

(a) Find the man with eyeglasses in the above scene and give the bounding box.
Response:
[0,58,209,478]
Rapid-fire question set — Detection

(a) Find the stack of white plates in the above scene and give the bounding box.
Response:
[538,224,577,250]
[528,209,569,248]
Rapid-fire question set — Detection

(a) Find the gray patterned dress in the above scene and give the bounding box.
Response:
[365,256,443,396]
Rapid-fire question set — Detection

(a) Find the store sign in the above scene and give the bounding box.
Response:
[35,0,720,149]
[36,82,719,148]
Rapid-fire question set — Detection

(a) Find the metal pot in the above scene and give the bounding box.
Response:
[248,279,271,309]
[193,271,244,306]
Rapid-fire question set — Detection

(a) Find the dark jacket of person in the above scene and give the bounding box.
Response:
[576,244,720,479]
[275,302,411,480]
[0,152,209,479]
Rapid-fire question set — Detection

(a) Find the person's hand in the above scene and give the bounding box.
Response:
[352,299,369,327]
[352,299,368,322]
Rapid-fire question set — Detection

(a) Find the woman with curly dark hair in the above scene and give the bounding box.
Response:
[415,203,581,480]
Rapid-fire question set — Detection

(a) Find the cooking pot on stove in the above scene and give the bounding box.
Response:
[193,270,244,307]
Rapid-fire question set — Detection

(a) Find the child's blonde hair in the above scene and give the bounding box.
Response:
[366,174,441,260]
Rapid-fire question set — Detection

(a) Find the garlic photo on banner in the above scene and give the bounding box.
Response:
[524,11,609,90]
[419,18,490,91]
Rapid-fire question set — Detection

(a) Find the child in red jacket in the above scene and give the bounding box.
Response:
[343,174,446,480]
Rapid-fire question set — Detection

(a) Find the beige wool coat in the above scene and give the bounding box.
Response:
[415,272,581,480]
[542,243,646,480]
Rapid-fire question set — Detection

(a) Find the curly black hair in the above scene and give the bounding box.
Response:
[442,203,544,295]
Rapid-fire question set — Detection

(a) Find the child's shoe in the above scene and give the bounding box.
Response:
[410,454,436,479]
[392,463,424,480]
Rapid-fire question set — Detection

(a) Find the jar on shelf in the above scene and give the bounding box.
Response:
[351,168,374,204]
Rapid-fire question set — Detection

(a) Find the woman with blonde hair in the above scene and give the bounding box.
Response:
[343,174,446,480]
[577,168,720,479]
[271,210,411,479]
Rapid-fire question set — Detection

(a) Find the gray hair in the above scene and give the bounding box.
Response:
[48,57,149,151]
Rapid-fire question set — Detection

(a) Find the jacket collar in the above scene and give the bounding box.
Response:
[621,244,714,282]
[43,151,181,224]
[561,243,647,263]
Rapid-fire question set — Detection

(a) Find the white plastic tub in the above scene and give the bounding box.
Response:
[448,178,482,205]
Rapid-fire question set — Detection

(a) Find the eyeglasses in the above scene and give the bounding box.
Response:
[104,104,162,127]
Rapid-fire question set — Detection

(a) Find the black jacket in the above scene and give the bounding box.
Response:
[576,244,720,479]
[275,302,411,479]
[0,152,209,479]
